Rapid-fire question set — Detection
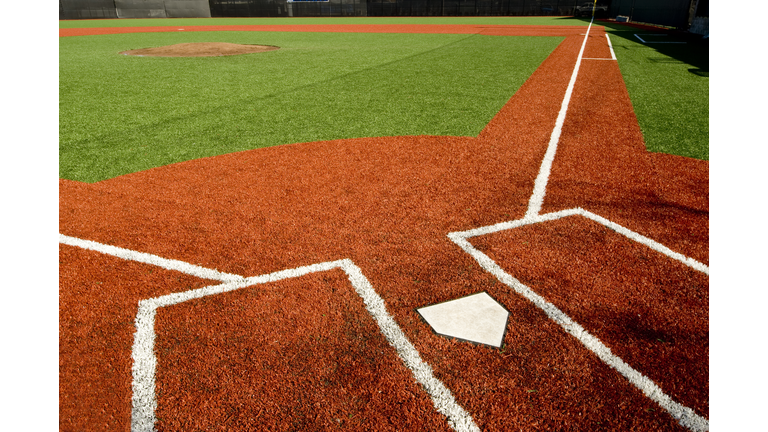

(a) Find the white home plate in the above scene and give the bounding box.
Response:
[417,292,509,348]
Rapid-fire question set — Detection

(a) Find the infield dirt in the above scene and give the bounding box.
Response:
[120,42,280,57]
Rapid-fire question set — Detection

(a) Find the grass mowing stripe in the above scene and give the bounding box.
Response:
[59,16,593,28]
[60,31,561,182]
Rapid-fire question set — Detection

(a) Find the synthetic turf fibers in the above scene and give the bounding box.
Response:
[59,26,566,183]
[60,23,707,431]
[471,217,708,416]
[59,245,219,431]
[152,269,453,431]
[603,27,709,160]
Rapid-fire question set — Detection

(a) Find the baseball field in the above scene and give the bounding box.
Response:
[55,15,712,432]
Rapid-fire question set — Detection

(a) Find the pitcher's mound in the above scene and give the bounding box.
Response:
[120,42,280,57]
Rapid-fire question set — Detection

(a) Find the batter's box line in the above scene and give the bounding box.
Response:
[59,234,479,432]
[447,207,709,432]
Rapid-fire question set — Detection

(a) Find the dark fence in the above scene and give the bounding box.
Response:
[366,0,586,17]
[610,0,696,29]
[208,0,368,17]
[65,0,708,22]
[60,0,118,19]
[60,0,211,19]
[208,0,587,17]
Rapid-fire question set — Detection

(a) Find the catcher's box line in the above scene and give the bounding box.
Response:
[447,208,709,432]
[59,234,479,432]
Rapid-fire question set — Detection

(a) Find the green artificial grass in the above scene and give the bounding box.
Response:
[605,25,709,160]
[59,16,592,28]
[60,31,561,182]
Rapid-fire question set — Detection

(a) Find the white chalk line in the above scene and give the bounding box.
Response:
[451,208,708,275]
[60,234,478,432]
[526,19,593,218]
[634,33,687,44]
[59,234,244,283]
[606,33,617,60]
[447,208,708,431]
[447,16,708,429]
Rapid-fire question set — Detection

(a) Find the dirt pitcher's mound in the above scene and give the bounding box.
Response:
[120,42,280,57]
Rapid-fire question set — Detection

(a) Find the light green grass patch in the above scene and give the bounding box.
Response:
[60,31,562,182]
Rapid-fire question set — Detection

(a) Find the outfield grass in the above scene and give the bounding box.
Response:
[59,18,708,183]
[604,24,709,160]
[60,31,561,182]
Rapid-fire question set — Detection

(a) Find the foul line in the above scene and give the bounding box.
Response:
[447,15,708,432]
[606,34,617,60]
[525,19,593,218]
[60,234,479,432]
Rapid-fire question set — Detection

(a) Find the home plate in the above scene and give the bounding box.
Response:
[417,292,509,348]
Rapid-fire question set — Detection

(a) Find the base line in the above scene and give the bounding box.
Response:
[526,18,594,218]
[59,233,244,282]
[606,34,617,60]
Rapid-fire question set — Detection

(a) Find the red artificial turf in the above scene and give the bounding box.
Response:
[153,269,452,431]
[472,217,709,417]
[59,23,708,431]
[59,244,218,432]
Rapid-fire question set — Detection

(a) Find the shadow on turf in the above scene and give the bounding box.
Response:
[554,17,709,74]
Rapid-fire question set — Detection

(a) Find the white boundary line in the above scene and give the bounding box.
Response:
[448,215,708,431]
[60,235,479,432]
[634,33,687,44]
[450,208,708,274]
[606,33,617,60]
[446,16,708,431]
[59,234,244,283]
[526,19,593,218]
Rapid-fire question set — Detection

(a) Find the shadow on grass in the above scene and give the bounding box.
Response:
[552,17,708,74]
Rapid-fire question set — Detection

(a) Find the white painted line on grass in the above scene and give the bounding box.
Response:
[634,33,686,44]
[606,34,617,60]
[526,19,594,218]
[447,210,708,431]
[59,234,244,282]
